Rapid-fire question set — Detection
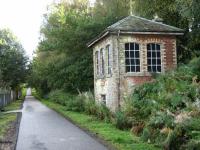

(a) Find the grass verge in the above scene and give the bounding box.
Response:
[0,99,23,140]
[41,99,160,150]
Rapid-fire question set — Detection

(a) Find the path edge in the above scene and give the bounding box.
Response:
[14,100,24,150]
[43,103,117,150]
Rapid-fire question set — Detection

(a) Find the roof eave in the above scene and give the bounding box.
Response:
[87,31,109,48]
[87,30,184,48]
[110,31,184,35]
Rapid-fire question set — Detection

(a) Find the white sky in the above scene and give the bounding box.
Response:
[0,0,96,59]
[0,0,55,59]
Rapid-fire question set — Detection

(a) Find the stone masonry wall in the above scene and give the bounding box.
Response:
[93,34,177,111]
[93,35,119,111]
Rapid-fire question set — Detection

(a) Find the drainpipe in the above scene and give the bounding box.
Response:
[117,30,121,109]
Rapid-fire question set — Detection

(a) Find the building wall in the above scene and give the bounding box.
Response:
[93,34,177,111]
[118,34,177,106]
[93,36,119,111]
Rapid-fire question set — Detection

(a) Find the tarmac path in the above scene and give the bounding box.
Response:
[16,96,108,150]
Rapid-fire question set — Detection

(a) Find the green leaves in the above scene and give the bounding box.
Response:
[0,29,27,89]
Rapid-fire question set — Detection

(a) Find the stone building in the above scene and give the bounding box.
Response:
[88,15,184,111]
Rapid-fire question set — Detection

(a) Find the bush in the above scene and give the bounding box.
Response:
[141,127,151,142]
[114,110,131,130]
[148,112,175,129]
[96,104,112,122]
[65,96,85,112]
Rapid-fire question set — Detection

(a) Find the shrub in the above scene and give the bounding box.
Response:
[183,140,200,150]
[114,110,131,130]
[65,96,85,112]
[96,104,112,122]
[141,127,151,142]
[148,112,175,129]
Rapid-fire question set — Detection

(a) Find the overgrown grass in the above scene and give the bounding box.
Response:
[42,99,160,150]
[0,113,16,139]
[4,99,23,111]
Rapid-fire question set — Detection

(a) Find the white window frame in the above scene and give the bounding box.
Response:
[95,51,99,75]
[106,45,112,75]
[125,42,140,73]
[100,48,104,75]
[147,43,162,73]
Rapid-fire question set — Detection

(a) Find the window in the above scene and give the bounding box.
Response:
[95,51,99,75]
[125,43,140,72]
[147,43,161,72]
[101,94,106,105]
[106,45,112,75]
[100,49,104,75]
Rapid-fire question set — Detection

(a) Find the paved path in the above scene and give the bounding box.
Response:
[16,96,108,150]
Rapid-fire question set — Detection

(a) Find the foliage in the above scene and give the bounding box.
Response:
[114,110,131,130]
[123,57,200,149]
[0,29,27,90]
[132,0,200,62]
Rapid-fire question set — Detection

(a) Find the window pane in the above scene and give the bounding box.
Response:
[148,66,152,72]
[125,43,129,50]
[125,51,129,58]
[131,66,136,72]
[157,66,161,72]
[152,59,156,65]
[130,43,134,50]
[152,52,156,57]
[148,59,151,65]
[152,44,155,50]
[136,66,140,72]
[147,44,151,50]
[130,59,135,65]
[157,59,161,65]
[130,51,135,58]
[135,51,139,58]
[135,44,139,50]
[126,66,130,72]
[156,44,160,50]
[147,52,151,57]
[136,59,140,65]
[157,52,161,57]
[125,59,130,65]
[152,66,157,72]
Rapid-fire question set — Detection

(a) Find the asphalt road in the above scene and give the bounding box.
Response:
[16,96,108,150]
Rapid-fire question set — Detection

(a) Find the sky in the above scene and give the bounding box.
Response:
[0,0,96,59]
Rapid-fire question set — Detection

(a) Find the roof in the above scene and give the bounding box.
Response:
[88,15,184,47]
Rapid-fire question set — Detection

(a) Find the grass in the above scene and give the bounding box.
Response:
[0,99,23,140]
[41,99,160,150]
[3,99,23,111]
[0,113,17,140]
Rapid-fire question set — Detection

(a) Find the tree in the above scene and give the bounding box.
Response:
[0,29,27,90]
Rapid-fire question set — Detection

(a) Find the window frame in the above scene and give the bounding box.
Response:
[106,44,112,75]
[125,42,141,73]
[147,43,162,73]
[100,48,104,76]
[95,51,99,75]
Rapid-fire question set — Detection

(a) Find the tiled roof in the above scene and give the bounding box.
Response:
[107,15,183,33]
[88,15,184,47]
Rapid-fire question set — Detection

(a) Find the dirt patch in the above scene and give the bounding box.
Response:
[0,112,22,150]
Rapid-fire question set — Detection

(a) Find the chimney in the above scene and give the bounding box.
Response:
[153,14,163,23]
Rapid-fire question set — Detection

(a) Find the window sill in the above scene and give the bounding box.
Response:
[124,72,152,77]
[95,73,113,79]
[124,71,163,77]
[106,74,112,78]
